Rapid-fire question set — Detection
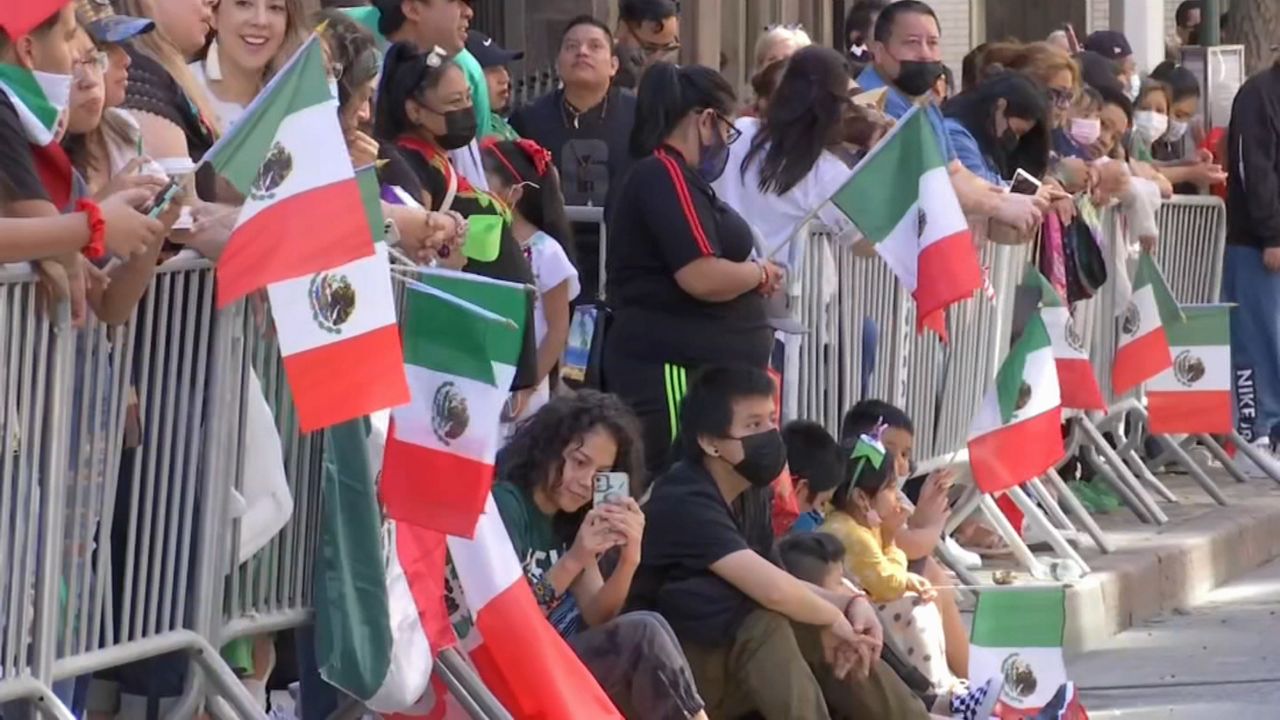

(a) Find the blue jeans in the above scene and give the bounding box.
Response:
[1222,244,1280,445]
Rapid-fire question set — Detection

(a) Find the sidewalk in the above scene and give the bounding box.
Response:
[961,468,1280,654]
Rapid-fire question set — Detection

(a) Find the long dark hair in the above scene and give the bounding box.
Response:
[943,70,1051,181]
[316,9,382,110]
[496,391,646,543]
[1149,61,1201,104]
[630,61,736,158]
[374,42,457,141]
[742,46,851,195]
[482,139,577,266]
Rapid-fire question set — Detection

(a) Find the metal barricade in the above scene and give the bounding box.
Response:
[1155,195,1227,304]
[510,66,558,110]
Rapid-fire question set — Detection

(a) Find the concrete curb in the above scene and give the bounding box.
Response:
[1062,495,1280,654]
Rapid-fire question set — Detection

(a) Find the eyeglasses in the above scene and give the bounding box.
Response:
[1048,87,1075,109]
[713,112,742,146]
[72,51,109,79]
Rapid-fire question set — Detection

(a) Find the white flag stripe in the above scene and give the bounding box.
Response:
[968,345,1060,439]
[236,100,354,228]
[1043,306,1089,361]
[1118,285,1162,344]
[1147,344,1232,392]
[969,646,1067,709]
[268,243,393,356]
[361,523,433,712]
[392,366,507,462]
[446,495,524,612]
[875,166,967,293]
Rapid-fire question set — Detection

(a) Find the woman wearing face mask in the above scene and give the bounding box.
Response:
[1129,81,1172,162]
[942,71,1052,186]
[1054,87,1104,159]
[491,391,709,720]
[376,42,539,402]
[603,62,783,475]
[1148,61,1227,193]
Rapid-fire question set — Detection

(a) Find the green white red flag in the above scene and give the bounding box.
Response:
[201,34,373,307]
[1023,267,1105,411]
[1112,254,1181,396]
[968,313,1064,494]
[831,105,982,340]
[0,63,61,145]
[266,166,408,432]
[1147,304,1232,434]
[969,588,1089,719]
[379,270,529,538]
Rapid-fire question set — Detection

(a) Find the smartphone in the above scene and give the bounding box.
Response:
[592,472,630,507]
[1009,168,1042,196]
[142,179,181,218]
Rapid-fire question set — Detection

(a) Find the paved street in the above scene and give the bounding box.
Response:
[1071,555,1280,718]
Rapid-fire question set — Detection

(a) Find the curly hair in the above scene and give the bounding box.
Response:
[496,391,646,543]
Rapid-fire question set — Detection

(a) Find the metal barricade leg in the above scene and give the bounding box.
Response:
[1044,469,1114,554]
[436,649,512,720]
[1007,487,1091,575]
[1231,431,1280,486]
[1122,448,1180,503]
[1151,433,1228,506]
[1077,417,1169,524]
[1196,434,1250,484]
[977,495,1048,578]
[1026,477,1076,533]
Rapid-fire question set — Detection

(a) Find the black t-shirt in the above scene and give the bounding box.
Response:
[394,137,540,392]
[509,87,637,209]
[628,460,761,646]
[604,146,771,369]
[0,91,50,204]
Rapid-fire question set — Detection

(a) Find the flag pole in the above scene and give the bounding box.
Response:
[764,101,931,262]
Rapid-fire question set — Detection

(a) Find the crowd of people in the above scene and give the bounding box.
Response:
[2,0,1277,718]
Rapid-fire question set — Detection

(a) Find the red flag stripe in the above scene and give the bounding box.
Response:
[281,324,409,433]
[379,429,495,538]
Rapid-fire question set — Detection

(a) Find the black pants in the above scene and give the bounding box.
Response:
[602,348,699,478]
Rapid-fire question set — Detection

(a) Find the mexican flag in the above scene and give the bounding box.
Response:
[314,419,455,713]
[266,167,408,432]
[1147,304,1232,434]
[380,271,529,538]
[0,63,73,208]
[831,105,982,339]
[201,34,373,307]
[443,495,623,719]
[969,588,1089,719]
[1112,254,1181,396]
[1024,267,1105,411]
[968,313,1064,494]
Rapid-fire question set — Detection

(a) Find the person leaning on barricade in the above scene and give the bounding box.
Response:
[627,366,931,719]
[491,391,709,720]
[0,3,167,321]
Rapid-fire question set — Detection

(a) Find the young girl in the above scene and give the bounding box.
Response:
[821,432,970,703]
[482,139,580,421]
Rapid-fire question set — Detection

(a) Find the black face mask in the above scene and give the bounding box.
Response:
[615,45,645,90]
[729,429,788,488]
[893,60,945,97]
[434,108,477,150]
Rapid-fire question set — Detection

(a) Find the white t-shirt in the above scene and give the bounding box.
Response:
[514,230,580,421]
[188,60,246,132]
[713,117,861,260]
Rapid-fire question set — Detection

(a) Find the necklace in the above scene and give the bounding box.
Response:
[561,89,609,130]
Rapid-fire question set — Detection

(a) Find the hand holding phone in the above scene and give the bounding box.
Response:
[593,472,630,507]
[1009,168,1043,196]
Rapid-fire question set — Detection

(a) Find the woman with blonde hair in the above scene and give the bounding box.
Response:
[754,23,812,73]
[981,41,1080,127]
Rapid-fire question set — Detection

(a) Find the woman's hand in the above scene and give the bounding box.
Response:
[346,129,380,170]
[568,509,621,565]
[904,573,936,602]
[755,259,785,296]
[93,157,169,203]
[599,498,645,567]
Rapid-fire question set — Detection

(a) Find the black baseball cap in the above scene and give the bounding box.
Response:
[465,30,523,68]
[77,0,153,44]
[372,0,474,38]
[1083,30,1133,60]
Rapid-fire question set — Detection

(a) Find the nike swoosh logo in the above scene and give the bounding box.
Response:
[483,38,493,46]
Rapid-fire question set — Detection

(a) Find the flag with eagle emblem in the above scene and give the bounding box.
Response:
[379,270,530,539]
[201,33,374,306]
[1146,304,1232,434]
[968,313,1064,494]
[829,105,982,340]
[1112,254,1181,396]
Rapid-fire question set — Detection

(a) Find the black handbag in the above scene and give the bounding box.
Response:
[1061,216,1108,303]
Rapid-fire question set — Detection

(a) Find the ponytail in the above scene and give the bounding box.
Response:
[482,139,578,266]
[630,62,737,158]
[374,42,454,142]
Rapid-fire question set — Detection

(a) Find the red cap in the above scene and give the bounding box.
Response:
[0,0,70,39]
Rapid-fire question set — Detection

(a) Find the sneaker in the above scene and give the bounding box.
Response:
[943,534,983,569]
[1234,438,1280,480]
[951,676,1001,720]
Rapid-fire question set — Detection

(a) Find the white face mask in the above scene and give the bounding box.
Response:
[32,70,72,113]
[1069,117,1101,146]
[1126,73,1141,101]
[1165,117,1190,142]
[1133,110,1169,144]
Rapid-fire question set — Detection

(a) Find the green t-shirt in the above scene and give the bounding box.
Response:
[492,480,584,636]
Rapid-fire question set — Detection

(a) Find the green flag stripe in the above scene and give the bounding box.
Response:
[1021,265,1063,308]
[1136,254,1184,326]
[402,287,499,385]
[0,65,58,130]
[204,38,334,191]
[997,313,1052,421]
[418,272,529,368]
[831,109,944,242]
[314,419,393,697]
[970,587,1066,648]
[356,165,385,243]
[1167,304,1230,346]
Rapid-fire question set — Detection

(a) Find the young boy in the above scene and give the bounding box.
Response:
[782,420,844,535]
[778,531,847,591]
